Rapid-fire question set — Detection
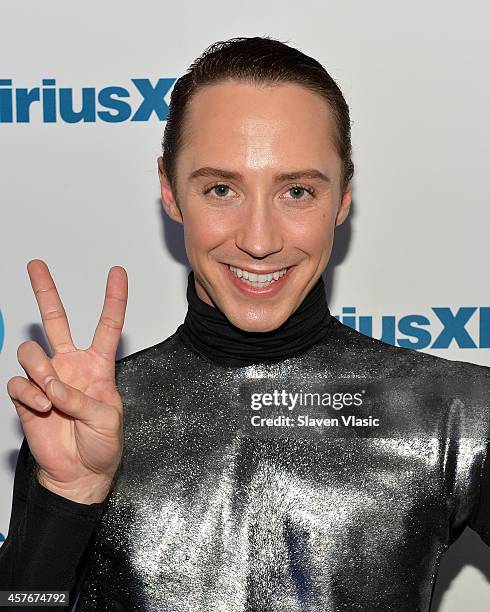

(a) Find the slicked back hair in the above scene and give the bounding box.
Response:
[162,36,355,197]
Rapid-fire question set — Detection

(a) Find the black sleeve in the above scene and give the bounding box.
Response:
[468,437,490,546]
[0,437,108,608]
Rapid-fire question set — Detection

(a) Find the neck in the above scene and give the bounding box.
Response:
[177,270,334,367]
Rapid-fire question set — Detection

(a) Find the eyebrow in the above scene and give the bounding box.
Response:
[188,166,331,184]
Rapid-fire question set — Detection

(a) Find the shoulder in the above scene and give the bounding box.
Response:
[114,330,183,387]
[328,316,489,384]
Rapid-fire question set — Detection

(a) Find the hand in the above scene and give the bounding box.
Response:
[6,259,128,504]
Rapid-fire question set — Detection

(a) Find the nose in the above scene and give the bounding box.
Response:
[234,196,284,259]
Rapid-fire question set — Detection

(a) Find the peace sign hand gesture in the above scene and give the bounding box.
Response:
[6,259,128,504]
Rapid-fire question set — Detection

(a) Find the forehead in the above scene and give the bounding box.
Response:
[180,80,339,171]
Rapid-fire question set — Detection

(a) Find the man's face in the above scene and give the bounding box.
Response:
[158,80,352,332]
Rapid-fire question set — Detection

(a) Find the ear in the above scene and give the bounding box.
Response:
[157,156,183,224]
[335,183,352,227]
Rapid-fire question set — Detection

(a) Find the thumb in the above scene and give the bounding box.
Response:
[44,377,107,424]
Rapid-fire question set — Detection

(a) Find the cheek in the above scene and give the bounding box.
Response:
[182,202,231,252]
[284,209,336,253]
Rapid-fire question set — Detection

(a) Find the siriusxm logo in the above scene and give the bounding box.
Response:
[0,78,175,123]
[335,307,490,349]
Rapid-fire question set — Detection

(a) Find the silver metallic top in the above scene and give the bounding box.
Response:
[74,316,490,612]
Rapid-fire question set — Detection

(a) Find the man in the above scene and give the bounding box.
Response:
[1,36,489,611]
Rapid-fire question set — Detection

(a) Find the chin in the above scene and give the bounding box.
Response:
[225,304,292,333]
[232,320,278,333]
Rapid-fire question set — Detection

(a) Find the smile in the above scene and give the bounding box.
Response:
[228,265,288,288]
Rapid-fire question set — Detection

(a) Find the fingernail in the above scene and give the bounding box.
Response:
[34,394,52,410]
[51,380,66,401]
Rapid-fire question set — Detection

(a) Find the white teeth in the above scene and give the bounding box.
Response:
[228,265,288,287]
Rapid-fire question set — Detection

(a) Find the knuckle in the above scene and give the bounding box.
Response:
[78,388,89,410]
[108,407,123,432]
[43,305,66,321]
[100,315,124,331]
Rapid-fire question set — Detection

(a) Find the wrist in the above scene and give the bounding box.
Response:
[36,469,113,504]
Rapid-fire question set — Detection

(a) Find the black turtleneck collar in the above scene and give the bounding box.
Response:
[176,269,334,367]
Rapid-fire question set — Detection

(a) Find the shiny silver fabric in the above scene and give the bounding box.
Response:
[75,319,489,611]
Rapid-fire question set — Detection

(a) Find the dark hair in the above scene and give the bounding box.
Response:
[161,36,354,196]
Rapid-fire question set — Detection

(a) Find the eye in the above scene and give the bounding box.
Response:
[203,183,236,199]
[282,184,316,201]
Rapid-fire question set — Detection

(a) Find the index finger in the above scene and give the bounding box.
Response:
[27,259,75,355]
[90,266,128,360]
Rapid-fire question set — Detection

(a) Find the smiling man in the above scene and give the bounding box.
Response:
[158,78,351,334]
[1,36,489,612]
